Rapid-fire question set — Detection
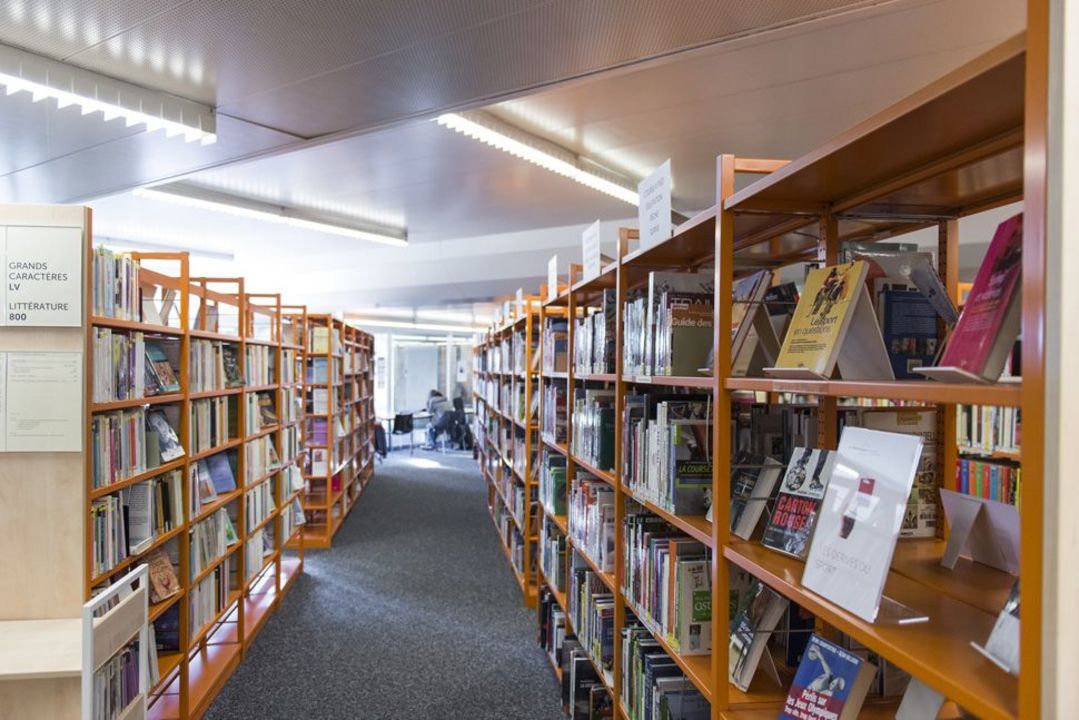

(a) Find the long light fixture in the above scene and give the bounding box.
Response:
[0,42,216,144]
[351,317,486,334]
[134,184,408,247]
[436,111,639,206]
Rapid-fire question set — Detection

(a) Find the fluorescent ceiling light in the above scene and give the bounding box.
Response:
[0,42,215,144]
[134,184,408,247]
[355,318,484,334]
[436,111,639,206]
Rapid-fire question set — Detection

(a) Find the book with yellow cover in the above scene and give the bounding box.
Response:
[771,261,869,377]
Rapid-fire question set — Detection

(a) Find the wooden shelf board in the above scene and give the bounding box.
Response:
[567,537,616,592]
[191,488,242,525]
[891,539,1016,616]
[187,636,242,718]
[621,485,713,546]
[91,316,184,336]
[575,372,617,383]
[91,457,187,500]
[190,438,242,463]
[189,329,243,343]
[541,436,568,455]
[622,374,713,388]
[724,377,1021,407]
[724,540,1017,720]
[149,591,183,623]
[621,206,717,271]
[92,392,184,413]
[242,590,276,645]
[570,453,617,486]
[243,383,278,393]
[90,523,187,586]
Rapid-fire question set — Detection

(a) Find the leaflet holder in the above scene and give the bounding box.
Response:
[731,300,782,377]
[939,489,1020,574]
[765,286,894,381]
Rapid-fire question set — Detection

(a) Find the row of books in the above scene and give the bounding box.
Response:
[92,328,145,402]
[93,247,140,321]
[956,457,1021,506]
[542,317,568,373]
[569,474,615,574]
[245,344,274,386]
[539,451,567,516]
[91,469,186,578]
[282,388,303,424]
[574,290,616,375]
[282,349,299,384]
[541,382,567,445]
[91,407,184,489]
[190,396,235,454]
[957,404,1021,455]
[540,518,567,593]
[622,625,708,720]
[622,514,711,656]
[244,526,273,582]
[190,452,237,515]
[571,389,615,472]
[190,557,234,635]
[246,477,276,529]
[190,338,243,392]
[190,507,237,580]
[622,394,712,518]
[90,638,142,720]
[568,557,615,687]
[245,435,281,482]
[281,496,306,539]
[512,328,539,375]
[245,392,277,435]
[623,271,713,378]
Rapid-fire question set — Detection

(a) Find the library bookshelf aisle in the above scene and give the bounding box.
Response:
[470,33,1044,720]
[473,295,542,607]
[299,316,375,549]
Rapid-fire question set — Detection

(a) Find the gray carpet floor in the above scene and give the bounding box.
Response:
[204,450,563,720]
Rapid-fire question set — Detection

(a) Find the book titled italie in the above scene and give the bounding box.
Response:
[781,635,876,720]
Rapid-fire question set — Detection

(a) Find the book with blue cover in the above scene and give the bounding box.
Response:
[205,452,236,494]
[781,634,876,720]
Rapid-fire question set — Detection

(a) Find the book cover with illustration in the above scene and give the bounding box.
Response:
[728,579,789,692]
[781,634,876,720]
[924,213,1022,379]
[771,261,869,377]
[761,448,836,558]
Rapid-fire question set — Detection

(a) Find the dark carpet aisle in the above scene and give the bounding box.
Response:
[205,450,563,720]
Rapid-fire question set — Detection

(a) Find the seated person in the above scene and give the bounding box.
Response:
[424,389,455,449]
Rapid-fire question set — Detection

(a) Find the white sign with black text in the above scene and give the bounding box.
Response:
[582,220,601,280]
[1,351,83,452]
[638,160,672,250]
[2,225,83,327]
[547,255,558,301]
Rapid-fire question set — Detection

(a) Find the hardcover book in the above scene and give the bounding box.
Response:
[144,341,179,393]
[918,213,1022,381]
[880,289,938,379]
[146,548,180,603]
[781,634,877,720]
[147,409,184,462]
[205,452,237,494]
[221,344,244,387]
[761,448,836,558]
[728,579,789,692]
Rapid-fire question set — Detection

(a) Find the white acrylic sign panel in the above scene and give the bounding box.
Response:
[638,159,672,250]
[516,287,524,315]
[582,220,601,280]
[3,351,83,452]
[547,255,558,301]
[2,225,83,327]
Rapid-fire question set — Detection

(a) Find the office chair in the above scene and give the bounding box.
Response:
[390,413,414,454]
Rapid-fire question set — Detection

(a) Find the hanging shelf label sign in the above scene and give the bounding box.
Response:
[547,255,558,301]
[516,287,524,316]
[582,220,601,280]
[1,225,83,327]
[638,159,672,250]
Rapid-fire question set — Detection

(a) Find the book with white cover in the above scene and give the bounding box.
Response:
[802,427,923,623]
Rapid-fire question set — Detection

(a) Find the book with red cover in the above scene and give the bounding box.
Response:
[929,214,1022,379]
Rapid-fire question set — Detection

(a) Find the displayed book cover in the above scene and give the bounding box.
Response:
[728,579,789,692]
[258,395,278,427]
[144,341,180,393]
[862,410,938,538]
[880,289,938,379]
[729,452,784,540]
[146,547,180,603]
[222,344,244,387]
[671,558,711,656]
[669,420,712,516]
[771,261,869,376]
[781,634,877,720]
[925,213,1022,379]
[154,605,181,652]
[147,409,185,462]
[205,452,237,493]
[761,448,836,558]
[803,427,924,622]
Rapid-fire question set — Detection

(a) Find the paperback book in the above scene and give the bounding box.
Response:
[761,448,837,558]
[781,634,877,720]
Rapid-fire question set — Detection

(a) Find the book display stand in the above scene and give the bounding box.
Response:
[472,30,1048,719]
[939,490,1020,574]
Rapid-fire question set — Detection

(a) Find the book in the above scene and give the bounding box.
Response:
[729,452,784,540]
[781,634,877,720]
[918,214,1023,381]
[146,409,184,462]
[802,427,924,622]
[768,261,892,380]
[222,344,244,387]
[146,547,180,603]
[862,409,938,538]
[761,448,837,559]
[206,452,237,494]
[144,340,180,393]
[730,269,776,377]
[258,394,278,427]
[728,579,789,692]
[879,289,939,379]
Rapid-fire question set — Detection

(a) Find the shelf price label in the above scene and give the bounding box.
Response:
[547,255,558,301]
[1,225,83,327]
[638,159,672,250]
[582,220,601,280]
